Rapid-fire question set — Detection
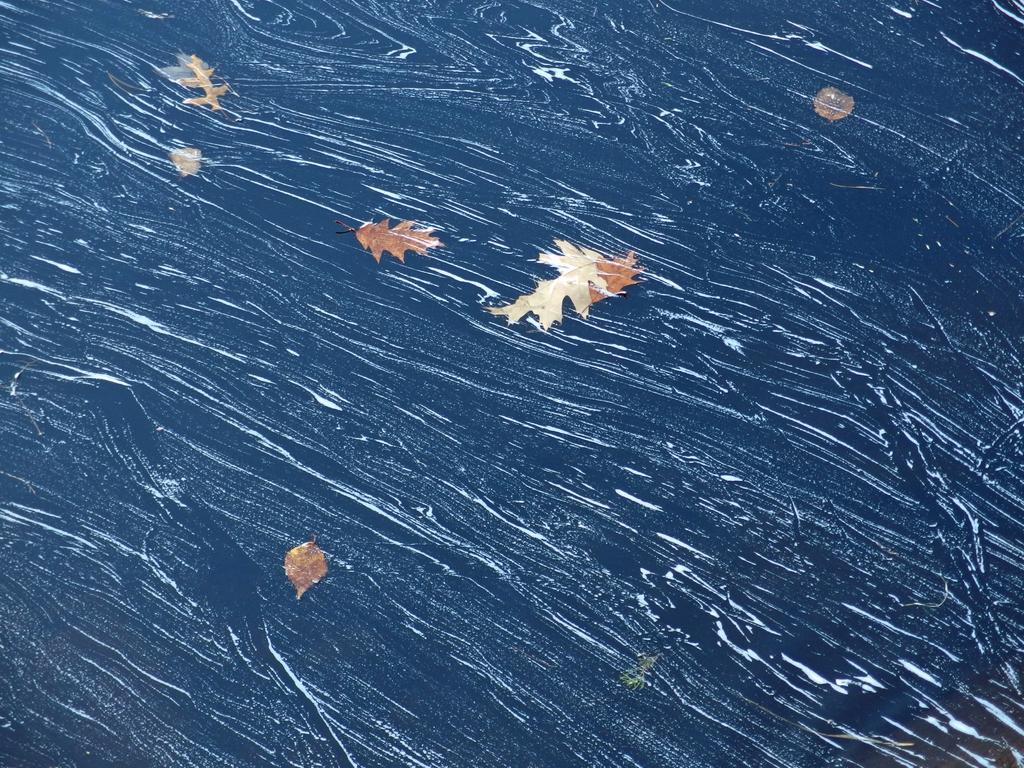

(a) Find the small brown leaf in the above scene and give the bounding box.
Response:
[284,538,327,599]
[590,251,642,302]
[169,147,202,176]
[813,86,854,122]
[353,219,442,263]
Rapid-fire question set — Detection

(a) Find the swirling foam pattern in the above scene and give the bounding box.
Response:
[3,0,1024,765]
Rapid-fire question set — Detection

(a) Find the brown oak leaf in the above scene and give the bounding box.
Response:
[346,219,442,263]
[158,54,230,111]
[284,538,328,599]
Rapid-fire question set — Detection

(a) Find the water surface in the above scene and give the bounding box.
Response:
[3,0,1024,766]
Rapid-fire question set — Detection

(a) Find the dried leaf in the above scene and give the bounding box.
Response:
[488,240,643,330]
[813,86,854,122]
[169,147,202,176]
[353,219,442,263]
[590,251,642,302]
[160,53,230,111]
[284,538,327,599]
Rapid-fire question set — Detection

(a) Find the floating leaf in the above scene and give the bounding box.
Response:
[159,54,229,111]
[813,86,854,122]
[284,538,327,599]
[341,219,442,263]
[168,147,202,177]
[488,240,643,330]
[590,251,642,302]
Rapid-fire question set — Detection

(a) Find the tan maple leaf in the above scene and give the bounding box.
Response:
[340,219,443,263]
[284,537,328,599]
[158,53,230,110]
[488,240,643,330]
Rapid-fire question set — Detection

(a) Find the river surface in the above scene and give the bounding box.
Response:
[3,0,1024,766]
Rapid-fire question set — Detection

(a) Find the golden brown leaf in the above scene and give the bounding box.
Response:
[168,147,202,177]
[813,86,854,122]
[488,240,643,330]
[353,219,442,263]
[159,54,230,111]
[284,538,328,599]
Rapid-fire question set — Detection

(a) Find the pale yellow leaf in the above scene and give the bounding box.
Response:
[488,240,643,330]
[169,147,202,176]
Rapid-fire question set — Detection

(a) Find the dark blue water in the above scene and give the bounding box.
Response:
[4,0,1024,765]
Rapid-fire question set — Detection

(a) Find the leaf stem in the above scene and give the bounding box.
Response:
[335,219,356,235]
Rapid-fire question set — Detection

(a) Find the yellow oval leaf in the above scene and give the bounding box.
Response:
[169,147,202,177]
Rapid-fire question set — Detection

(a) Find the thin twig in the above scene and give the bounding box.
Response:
[31,121,52,148]
[869,540,951,610]
[901,575,949,609]
[868,539,899,558]
[511,645,557,669]
[21,407,42,436]
[742,696,913,748]
[10,362,42,436]
[829,183,884,190]
[1,472,35,494]
[10,361,34,396]
[108,71,145,94]
[995,209,1024,239]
